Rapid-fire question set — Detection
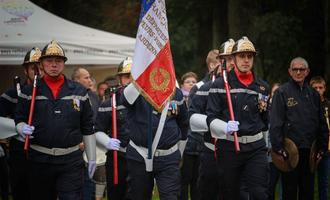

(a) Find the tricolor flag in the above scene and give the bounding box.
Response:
[132,0,176,112]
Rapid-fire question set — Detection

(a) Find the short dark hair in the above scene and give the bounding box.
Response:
[310,76,326,86]
[97,81,108,89]
[181,72,198,84]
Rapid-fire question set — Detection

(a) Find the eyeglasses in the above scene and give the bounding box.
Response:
[184,80,197,84]
[291,68,307,73]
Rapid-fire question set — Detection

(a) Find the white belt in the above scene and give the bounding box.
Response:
[30,144,80,156]
[118,146,127,153]
[204,142,215,151]
[129,140,178,157]
[225,132,263,144]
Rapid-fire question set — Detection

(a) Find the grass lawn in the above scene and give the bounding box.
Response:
[1,171,329,200]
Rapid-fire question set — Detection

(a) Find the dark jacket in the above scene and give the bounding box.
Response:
[15,77,94,163]
[0,87,20,118]
[88,90,100,123]
[95,87,129,148]
[270,78,328,151]
[206,70,270,152]
[189,80,214,149]
[122,88,189,161]
[183,73,211,155]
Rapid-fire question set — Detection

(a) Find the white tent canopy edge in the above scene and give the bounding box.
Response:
[0,0,136,65]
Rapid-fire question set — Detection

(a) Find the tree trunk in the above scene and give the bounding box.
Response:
[212,0,229,48]
[227,0,241,39]
[326,0,330,84]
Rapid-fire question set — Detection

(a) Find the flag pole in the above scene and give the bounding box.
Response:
[24,64,39,153]
[147,103,152,159]
[222,60,240,152]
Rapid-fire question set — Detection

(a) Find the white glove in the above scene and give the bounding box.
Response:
[226,120,239,135]
[0,146,5,157]
[19,124,35,139]
[88,160,96,179]
[106,138,121,150]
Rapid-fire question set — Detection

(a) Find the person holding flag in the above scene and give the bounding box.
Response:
[122,0,189,199]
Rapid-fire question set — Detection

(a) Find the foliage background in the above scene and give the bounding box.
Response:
[31,0,330,90]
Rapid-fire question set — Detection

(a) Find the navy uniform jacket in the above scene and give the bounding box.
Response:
[95,87,129,148]
[88,90,100,123]
[15,77,94,164]
[122,88,189,161]
[0,87,19,118]
[188,73,210,108]
[206,70,270,152]
[189,80,214,152]
[270,78,328,151]
[184,73,210,155]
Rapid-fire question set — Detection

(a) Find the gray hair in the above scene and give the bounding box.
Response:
[290,57,309,69]
[71,67,85,81]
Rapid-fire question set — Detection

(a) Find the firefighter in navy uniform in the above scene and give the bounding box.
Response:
[121,81,189,200]
[180,49,221,200]
[15,40,97,200]
[0,47,42,200]
[206,36,270,200]
[189,38,235,200]
[95,57,132,200]
[0,47,42,118]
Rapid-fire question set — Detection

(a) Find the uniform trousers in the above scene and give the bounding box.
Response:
[217,145,269,200]
[281,148,314,200]
[28,157,84,200]
[106,151,129,200]
[198,149,221,200]
[0,153,9,200]
[126,148,181,200]
[8,139,31,200]
[180,153,200,200]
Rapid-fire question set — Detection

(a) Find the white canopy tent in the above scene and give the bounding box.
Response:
[0,0,135,65]
[0,0,136,93]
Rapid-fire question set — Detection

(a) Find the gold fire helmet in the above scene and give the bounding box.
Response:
[219,39,235,56]
[40,40,67,61]
[231,36,256,55]
[23,47,41,65]
[117,57,132,75]
[271,138,299,172]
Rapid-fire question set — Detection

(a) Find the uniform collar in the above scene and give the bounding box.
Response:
[234,68,254,87]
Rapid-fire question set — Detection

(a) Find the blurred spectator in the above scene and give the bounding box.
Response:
[97,81,109,103]
[180,72,198,105]
[72,67,100,200]
[310,76,329,200]
[267,83,282,200]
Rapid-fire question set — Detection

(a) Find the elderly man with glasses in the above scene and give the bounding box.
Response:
[270,57,329,200]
